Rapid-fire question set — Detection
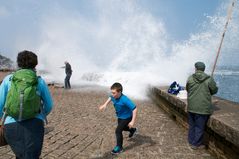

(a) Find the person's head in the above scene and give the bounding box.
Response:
[195,62,206,72]
[65,61,68,65]
[111,82,123,99]
[17,50,38,69]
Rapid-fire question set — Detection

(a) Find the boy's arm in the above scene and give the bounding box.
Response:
[123,97,137,127]
[128,107,137,128]
[99,97,111,111]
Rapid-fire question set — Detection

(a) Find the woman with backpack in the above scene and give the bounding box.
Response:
[0,50,53,159]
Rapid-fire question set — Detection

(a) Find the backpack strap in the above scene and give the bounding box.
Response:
[0,112,7,126]
[8,72,15,81]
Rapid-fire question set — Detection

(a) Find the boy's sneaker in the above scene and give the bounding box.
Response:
[111,146,123,155]
[129,128,138,138]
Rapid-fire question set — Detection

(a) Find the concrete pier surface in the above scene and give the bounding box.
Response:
[0,71,215,159]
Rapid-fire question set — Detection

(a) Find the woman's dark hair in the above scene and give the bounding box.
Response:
[111,82,123,92]
[17,50,38,69]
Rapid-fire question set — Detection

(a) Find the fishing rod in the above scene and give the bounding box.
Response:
[211,0,236,77]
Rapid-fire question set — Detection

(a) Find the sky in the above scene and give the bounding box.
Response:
[0,0,238,99]
[0,0,225,58]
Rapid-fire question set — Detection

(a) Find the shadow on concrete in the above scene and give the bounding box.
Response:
[92,134,156,159]
[124,134,157,151]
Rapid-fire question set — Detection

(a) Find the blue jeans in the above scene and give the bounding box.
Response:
[65,73,72,89]
[188,112,209,147]
[4,118,44,159]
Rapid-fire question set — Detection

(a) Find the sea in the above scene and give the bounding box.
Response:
[214,65,239,103]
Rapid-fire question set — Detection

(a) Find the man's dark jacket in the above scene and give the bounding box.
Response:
[186,70,218,115]
[65,63,72,75]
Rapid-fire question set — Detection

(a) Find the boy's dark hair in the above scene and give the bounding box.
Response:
[17,50,38,69]
[111,82,123,92]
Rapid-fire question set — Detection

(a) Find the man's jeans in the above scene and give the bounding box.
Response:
[188,112,210,147]
[65,73,72,89]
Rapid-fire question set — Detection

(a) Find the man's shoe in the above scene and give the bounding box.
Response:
[190,145,205,150]
[198,145,206,149]
[190,145,198,150]
[129,128,138,138]
[111,146,123,155]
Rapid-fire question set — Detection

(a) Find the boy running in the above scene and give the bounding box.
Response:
[99,82,138,155]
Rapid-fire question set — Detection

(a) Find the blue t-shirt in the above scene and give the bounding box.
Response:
[0,74,53,125]
[110,94,136,119]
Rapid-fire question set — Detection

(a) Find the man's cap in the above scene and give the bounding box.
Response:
[195,62,206,71]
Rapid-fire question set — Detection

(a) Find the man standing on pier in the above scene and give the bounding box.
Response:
[186,62,218,150]
[62,61,72,89]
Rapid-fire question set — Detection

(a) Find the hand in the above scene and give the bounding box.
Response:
[99,105,106,111]
[128,121,135,128]
[185,106,188,113]
[213,100,219,105]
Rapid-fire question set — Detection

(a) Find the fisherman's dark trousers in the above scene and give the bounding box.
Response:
[4,118,44,159]
[116,117,135,148]
[188,112,210,147]
[65,73,72,89]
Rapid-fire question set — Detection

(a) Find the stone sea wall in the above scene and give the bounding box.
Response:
[149,87,239,159]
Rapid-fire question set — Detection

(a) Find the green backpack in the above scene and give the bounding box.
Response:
[5,69,41,121]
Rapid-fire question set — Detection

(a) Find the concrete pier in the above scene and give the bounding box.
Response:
[0,71,217,158]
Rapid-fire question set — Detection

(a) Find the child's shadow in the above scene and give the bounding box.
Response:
[124,134,156,151]
[92,134,156,159]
